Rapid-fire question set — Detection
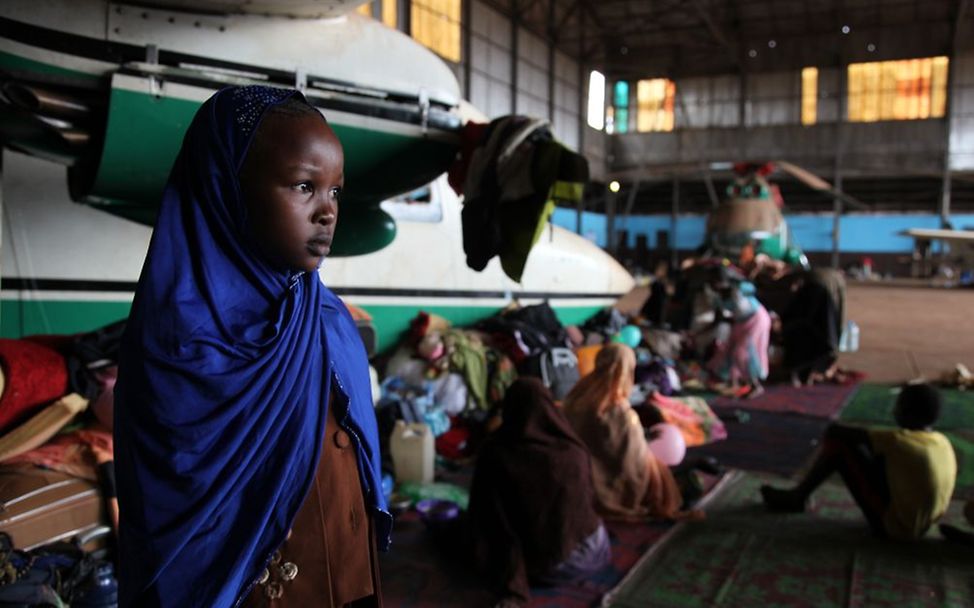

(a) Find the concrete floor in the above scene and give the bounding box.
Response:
[840,281,974,384]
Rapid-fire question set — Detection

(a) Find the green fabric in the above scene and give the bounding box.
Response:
[840,384,974,430]
[605,471,974,608]
[550,180,585,203]
[446,330,489,410]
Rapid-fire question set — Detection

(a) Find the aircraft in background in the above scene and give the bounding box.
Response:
[0,0,633,348]
[628,160,867,266]
[0,0,463,255]
[900,227,974,280]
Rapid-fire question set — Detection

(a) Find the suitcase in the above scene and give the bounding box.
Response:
[0,463,108,551]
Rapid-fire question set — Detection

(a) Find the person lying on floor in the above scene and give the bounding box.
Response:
[563,343,701,522]
[468,378,610,607]
[761,383,956,540]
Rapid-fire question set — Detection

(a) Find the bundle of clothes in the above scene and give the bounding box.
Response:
[0,321,125,606]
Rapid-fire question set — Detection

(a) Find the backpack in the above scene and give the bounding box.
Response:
[522,347,579,400]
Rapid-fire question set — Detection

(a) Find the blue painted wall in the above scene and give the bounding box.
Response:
[551,208,609,247]
[551,211,974,253]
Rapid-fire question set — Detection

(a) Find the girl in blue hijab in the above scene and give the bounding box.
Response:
[114,86,390,607]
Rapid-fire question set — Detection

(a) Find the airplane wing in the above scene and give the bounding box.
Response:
[900,228,974,244]
[126,1,371,18]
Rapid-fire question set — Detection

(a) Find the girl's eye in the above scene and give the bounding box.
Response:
[294,182,313,194]
[330,186,342,200]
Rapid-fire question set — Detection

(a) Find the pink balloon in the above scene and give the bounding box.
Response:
[647,423,686,466]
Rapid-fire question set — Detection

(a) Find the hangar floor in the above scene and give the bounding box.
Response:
[840,281,974,384]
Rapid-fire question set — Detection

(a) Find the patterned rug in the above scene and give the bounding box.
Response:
[708,382,861,419]
[840,385,974,430]
[379,470,724,607]
[378,508,674,608]
[603,471,974,608]
[686,408,830,477]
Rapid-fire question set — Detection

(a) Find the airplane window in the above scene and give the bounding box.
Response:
[380,184,443,223]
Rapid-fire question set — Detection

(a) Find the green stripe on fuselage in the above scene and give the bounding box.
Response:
[91,88,456,213]
[1,299,131,338]
[0,50,100,80]
[1,298,605,353]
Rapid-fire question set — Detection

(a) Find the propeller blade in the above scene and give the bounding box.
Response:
[775,161,870,210]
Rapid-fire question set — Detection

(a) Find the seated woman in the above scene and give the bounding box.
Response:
[781,268,846,386]
[563,343,688,521]
[468,378,610,607]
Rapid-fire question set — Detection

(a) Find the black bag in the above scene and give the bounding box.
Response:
[523,347,579,400]
[0,531,117,608]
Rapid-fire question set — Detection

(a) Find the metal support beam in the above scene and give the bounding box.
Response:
[703,165,720,208]
[511,0,519,114]
[576,7,586,154]
[462,0,472,100]
[670,178,680,269]
[738,70,747,156]
[576,194,584,235]
[623,180,640,218]
[547,0,556,122]
[398,0,410,34]
[941,0,968,228]
[831,171,843,269]
[555,0,580,33]
[690,0,735,55]
[832,58,848,269]
[606,191,617,254]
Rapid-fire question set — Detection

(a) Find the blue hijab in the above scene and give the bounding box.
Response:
[114,86,390,608]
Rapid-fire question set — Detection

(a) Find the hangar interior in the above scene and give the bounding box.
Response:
[1,1,973,607]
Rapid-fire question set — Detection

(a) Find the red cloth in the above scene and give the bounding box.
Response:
[0,339,69,432]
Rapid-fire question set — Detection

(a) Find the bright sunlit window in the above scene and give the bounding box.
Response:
[801,67,818,125]
[411,0,461,63]
[636,78,675,132]
[587,70,606,130]
[613,81,630,133]
[356,1,398,28]
[847,56,949,122]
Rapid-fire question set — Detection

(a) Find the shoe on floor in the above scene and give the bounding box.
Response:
[760,484,808,513]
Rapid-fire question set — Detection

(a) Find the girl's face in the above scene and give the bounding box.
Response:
[240,112,344,273]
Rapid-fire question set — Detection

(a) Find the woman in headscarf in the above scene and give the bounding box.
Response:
[114,86,389,607]
[562,344,685,521]
[468,378,609,607]
[781,268,846,386]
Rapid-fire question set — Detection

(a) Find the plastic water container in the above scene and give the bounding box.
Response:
[839,320,860,353]
[389,420,435,484]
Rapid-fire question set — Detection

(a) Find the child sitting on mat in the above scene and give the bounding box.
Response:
[761,383,956,540]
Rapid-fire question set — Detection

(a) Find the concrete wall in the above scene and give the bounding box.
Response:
[608,52,974,180]
[551,209,974,255]
[612,121,948,178]
[465,0,583,153]
[950,50,974,171]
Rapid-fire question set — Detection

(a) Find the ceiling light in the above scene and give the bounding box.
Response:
[768,40,776,48]
[867,43,876,52]
[609,181,621,193]
[748,49,758,58]
[841,25,851,34]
